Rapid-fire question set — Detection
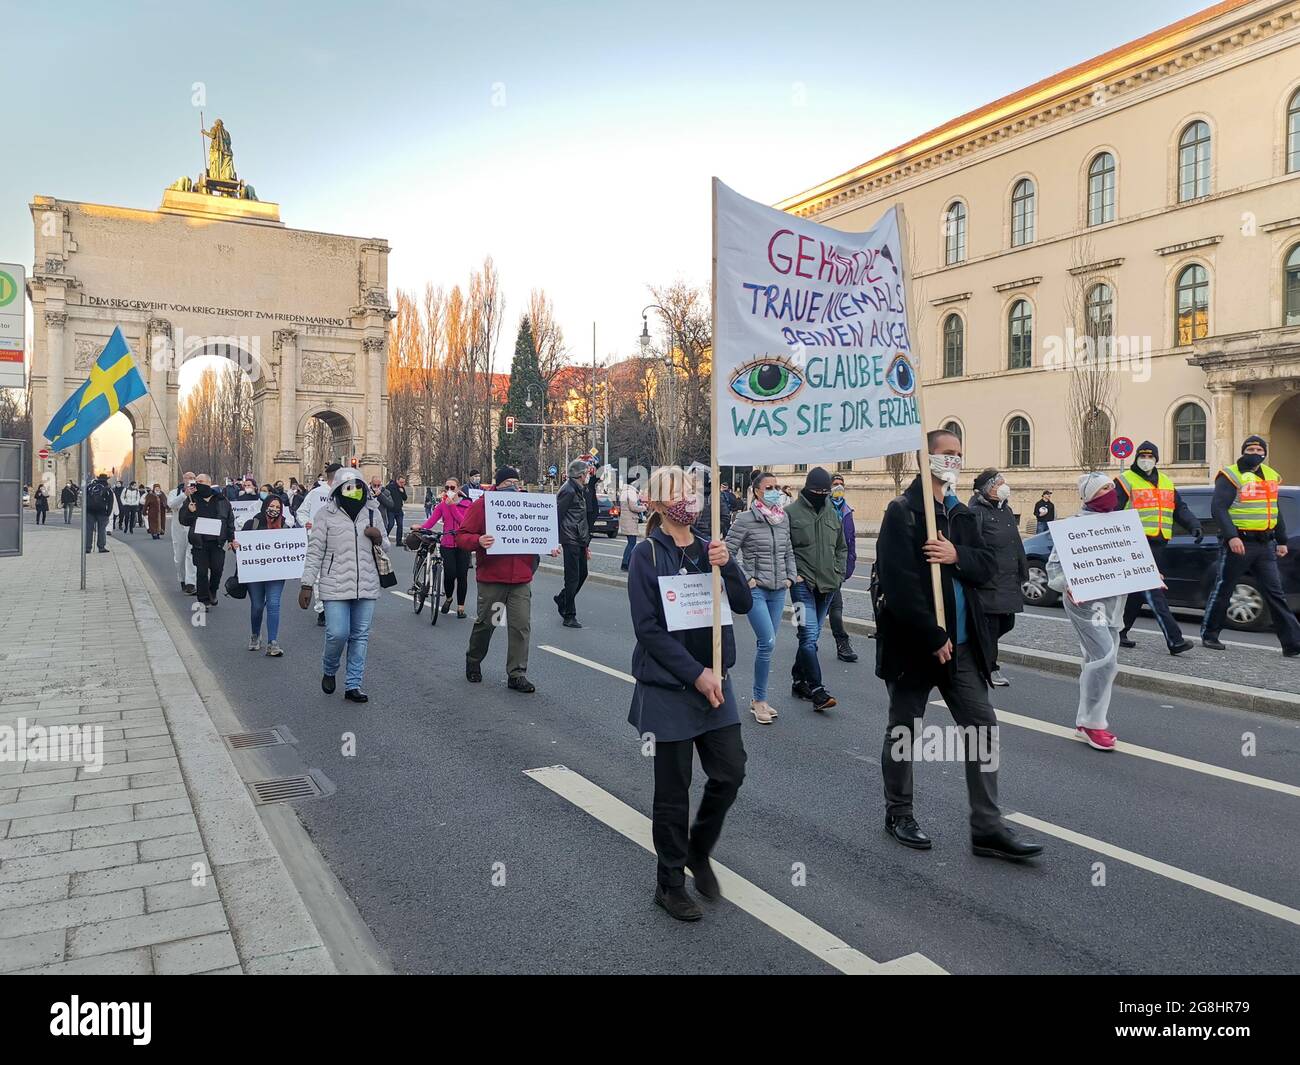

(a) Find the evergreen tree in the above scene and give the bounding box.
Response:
[495,316,545,482]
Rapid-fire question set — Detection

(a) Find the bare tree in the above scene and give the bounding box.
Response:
[178,363,254,478]
[1063,236,1119,471]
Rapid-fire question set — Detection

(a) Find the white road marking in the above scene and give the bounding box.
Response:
[1006,812,1300,928]
[390,590,415,602]
[928,701,1300,799]
[523,764,945,974]
[541,644,635,683]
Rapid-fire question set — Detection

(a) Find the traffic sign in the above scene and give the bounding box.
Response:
[547,464,558,478]
[37,448,49,460]
[0,263,24,389]
[1110,436,1134,459]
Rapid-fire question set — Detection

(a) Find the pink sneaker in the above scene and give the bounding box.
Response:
[1077,726,1116,751]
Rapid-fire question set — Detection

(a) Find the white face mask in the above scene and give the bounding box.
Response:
[928,454,963,482]
[996,483,1011,502]
[1136,457,1156,474]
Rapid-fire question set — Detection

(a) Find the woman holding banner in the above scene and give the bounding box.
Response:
[232,494,291,657]
[724,471,797,725]
[627,466,752,921]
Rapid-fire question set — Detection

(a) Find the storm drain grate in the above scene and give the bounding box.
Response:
[247,774,322,805]
[225,728,287,751]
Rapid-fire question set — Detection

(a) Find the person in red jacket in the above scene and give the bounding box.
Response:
[456,465,561,692]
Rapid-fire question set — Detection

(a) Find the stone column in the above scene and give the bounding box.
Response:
[143,318,174,489]
[1232,388,1250,458]
[360,335,385,474]
[272,329,301,484]
[1208,384,1233,475]
[43,311,67,489]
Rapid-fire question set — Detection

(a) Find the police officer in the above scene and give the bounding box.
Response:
[1114,441,1201,655]
[1201,435,1300,655]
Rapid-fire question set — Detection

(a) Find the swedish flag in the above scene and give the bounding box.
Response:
[44,327,148,452]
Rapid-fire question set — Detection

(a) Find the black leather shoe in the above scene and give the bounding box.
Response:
[321,674,336,694]
[507,675,536,693]
[1201,636,1226,650]
[440,599,451,614]
[466,660,482,683]
[344,689,369,703]
[687,853,721,900]
[791,679,813,701]
[562,617,582,628]
[654,885,703,921]
[886,815,932,850]
[811,687,837,712]
[1284,646,1300,658]
[1169,641,1194,655]
[1118,633,1137,648]
[972,828,1044,861]
[834,635,858,662]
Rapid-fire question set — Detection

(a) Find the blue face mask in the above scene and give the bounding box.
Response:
[762,489,783,506]
[259,491,268,500]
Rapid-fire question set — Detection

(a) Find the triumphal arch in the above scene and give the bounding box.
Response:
[26,119,393,488]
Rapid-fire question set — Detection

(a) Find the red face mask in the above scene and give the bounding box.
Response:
[1085,487,1119,513]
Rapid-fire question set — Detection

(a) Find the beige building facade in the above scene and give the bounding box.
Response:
[774,0,1300,523]
[27,181,393,491]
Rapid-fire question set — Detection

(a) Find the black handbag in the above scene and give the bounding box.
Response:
[225,574,248,599]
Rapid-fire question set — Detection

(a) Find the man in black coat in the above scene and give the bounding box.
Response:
[178,475,236,607]
[554,459,592,627]
[1032,490,1055,533]
[875,428,1043,862]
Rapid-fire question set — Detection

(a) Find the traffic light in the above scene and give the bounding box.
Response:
[505,415,517,435]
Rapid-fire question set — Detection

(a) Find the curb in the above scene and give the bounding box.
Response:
[538,565,1300,721]
[116,545,345,974]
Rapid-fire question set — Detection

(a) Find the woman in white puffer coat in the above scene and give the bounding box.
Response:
[299,468,384,703]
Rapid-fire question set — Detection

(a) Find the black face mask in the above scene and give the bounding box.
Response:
[1239,453,1265,472]
[802,487,829,511]
[337,491,365,519]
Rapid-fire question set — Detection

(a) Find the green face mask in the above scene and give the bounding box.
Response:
[341,485,364,501]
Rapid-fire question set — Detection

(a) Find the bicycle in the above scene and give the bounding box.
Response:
[409,529,444,623]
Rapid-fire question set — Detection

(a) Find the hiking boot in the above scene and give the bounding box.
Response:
[654,885,703,921]
[834,635,858,662]
[507,675,536,693]
[811,687,837,712]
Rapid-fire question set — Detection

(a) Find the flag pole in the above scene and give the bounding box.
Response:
[79,439,88,591]
[894,204,945,628]
[710,177,723,680]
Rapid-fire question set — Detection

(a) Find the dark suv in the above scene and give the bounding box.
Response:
[1020,485,1300,631]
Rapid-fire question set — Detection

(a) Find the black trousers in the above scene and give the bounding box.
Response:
[122,507,137,534]
[828,587,846,639]
[984,612,1016,670]
[35,507,47,525]
[558,543,588,619]
[1121,536,1184,647]
[652,724,746,889]
[1202,538,1300,650]
[85,512,109,550]
[191,541,226,604]
[443,545,471,606]
[882,645,1002,834]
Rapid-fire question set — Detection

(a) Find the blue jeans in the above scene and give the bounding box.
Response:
[747,585,787,701]
[620,534,637,569]
[790,581,833,690]
[323,598,376,690]
[248,580,284,642]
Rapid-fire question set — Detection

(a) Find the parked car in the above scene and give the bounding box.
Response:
[592,495,619,538]
[1020,484,1300,631]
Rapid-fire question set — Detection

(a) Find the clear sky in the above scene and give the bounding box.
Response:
[2,0,1199,385]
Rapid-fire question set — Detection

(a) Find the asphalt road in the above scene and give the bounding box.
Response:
[80,516,1300,974]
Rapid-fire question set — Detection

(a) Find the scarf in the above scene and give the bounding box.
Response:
[752,499,785,525]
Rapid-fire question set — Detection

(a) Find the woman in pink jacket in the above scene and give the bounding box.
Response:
[422,478,474,617]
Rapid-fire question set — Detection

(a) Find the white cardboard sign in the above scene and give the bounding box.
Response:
[193,517,223,537]
[230,500,261,528]
[1047,509,1161,603]
[483,491,558,555]
[234,528,308,582]
[658,572,734,632]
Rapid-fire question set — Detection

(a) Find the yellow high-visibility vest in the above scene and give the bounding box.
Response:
[1222,462,1280,531]
[1120,468,1177,539]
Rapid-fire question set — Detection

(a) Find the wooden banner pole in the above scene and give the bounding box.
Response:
[710,177,724,679]
[894,204,946,629]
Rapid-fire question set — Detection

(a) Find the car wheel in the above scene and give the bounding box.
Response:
[1223,578,1271,632]
[1021,561,1059,607]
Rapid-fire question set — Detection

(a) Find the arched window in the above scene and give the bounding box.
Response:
[1178,121,1211,202]
[1085,283,1114,362]
[1287,244,1300,326]
[1175,264,1210,344]
[944,202,967,265]
[1007,416,1031,468]
[1011,179,1035,246]
[1008,299,1033,369]
[942,420,963,444]
[1174,403,1207,464]
[1289,90,1300,174]
[942,314,964,377]
[1083,408,1111,468]
[1087,152,1116,226]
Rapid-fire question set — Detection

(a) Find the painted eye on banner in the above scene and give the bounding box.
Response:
[886,353,916,397]
[729,355,805,405]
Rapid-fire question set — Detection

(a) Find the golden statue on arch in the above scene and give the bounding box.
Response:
[202,117,236,182]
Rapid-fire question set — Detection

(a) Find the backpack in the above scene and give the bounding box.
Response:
[86,481,112,514]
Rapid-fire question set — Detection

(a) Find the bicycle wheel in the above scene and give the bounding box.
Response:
[429,559,443,625]
[412,552,427,614]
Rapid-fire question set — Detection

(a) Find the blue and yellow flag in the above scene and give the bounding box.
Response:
[44,326,148,451]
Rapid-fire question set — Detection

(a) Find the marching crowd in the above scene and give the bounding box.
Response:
[57,425,1295,923]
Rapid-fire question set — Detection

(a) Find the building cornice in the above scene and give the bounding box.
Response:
[778,1,1299,219]
[1156,235,1222,255]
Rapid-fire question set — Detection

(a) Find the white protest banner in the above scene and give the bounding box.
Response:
[713,180,923,466]
[230,500,261,528]
[659,573,734,632]
[484,491,558,555]
[234,528,308,583]
[466,487,485,502]
[194,517,222,537]
[1047,509,1161,603]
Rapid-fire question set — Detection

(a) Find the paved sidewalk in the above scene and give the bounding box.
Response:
[0,526,335,974]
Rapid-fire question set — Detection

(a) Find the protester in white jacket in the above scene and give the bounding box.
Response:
[167,474,198,593]
[1047,471,1128,752]
[121,483,141,534]
[295,463,341,625]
